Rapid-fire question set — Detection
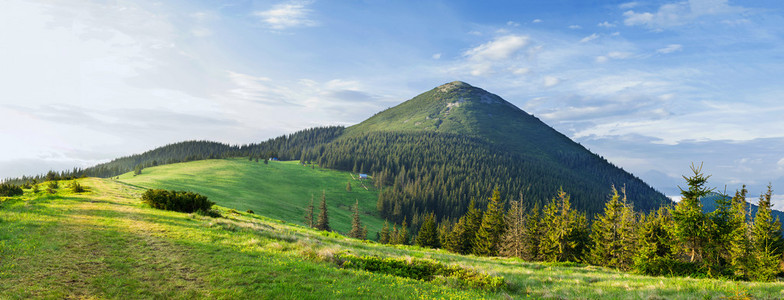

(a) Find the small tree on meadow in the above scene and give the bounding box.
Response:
[348,200,367,239]
[304,194,315,228]
[379,221,391,244]
[500,196,526,258]
[671,163,712,263]
[749,184,784,282]
[415,213,439,248]
[316,191,331,231]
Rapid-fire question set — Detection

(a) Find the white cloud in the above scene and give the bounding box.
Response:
[657,44,683,54]
[596,51,632,63]
[569,25,582,29]
[778,158,784,169]
[461,35,529,76]
[622,0,742,29]
[619,2,639,9]
[465,35,529,61]
[532,19,543,23]
[543,76,560,87]
[580,33,599,43]
[254,1,318,30]
[598,21,616,28]
[507,21,520,27]
[432,53,442,60]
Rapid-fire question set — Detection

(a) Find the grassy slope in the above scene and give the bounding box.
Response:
[3,179,784,299]
[118,158,384,237]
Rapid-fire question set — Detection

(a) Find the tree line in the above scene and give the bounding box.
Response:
[365,164,782,282]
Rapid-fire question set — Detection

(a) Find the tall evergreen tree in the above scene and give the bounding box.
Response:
[304,194,315,228]
[588,186,626,267]
[749,184,784,281]
[521,203,541,261]
[671,163,712,262]
[539,188,588,262]
[500,197,526,258]
[415,213,439,248]
[474,188,506,256]
[348,199,367,239]
[379,221,391,244]
[633,207,675,273]
[390,224,400,245]
[316,190,331,231]
[728,186,751,279]
[394,218,410,245]
[437,218,452,248]
[704,189,734,275]
[444,216,469,254]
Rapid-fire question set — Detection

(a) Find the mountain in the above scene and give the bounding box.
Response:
[302,81,670,224]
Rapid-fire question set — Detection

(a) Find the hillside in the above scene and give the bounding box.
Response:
[303,81,670,222]
[2,179,783,299]
[118,158,383,237]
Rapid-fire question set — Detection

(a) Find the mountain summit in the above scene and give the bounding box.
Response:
[314,81,671,220]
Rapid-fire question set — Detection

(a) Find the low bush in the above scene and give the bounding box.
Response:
[0,183,23,197]
[634,256,702,277]
[71,182,86,193]
[141,189,214,213]
[335,253,504,290]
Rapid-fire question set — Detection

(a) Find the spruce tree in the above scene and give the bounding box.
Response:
[390,224,400,245]
[588,186,625,267]
[474,188,506,256]
[346,181,352,192]
[728,186,750,279]
[395,218,410,245]
[521,203,541,261]
[445,216,469,254]
[304,194,315,228]
[348,200,367,239]
[671,163,712,262]
[749,184,784,281]
[633,207,674,273]
[538,188,587,262]
[316,190,331,231]
[379,221,391,244]
[415,213,439,248]
[500,197,526,258]
[437,218,452,248]
[463,199,484,254]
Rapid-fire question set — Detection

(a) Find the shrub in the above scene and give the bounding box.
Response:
[335,253,504,290]
[71,182,86,193]
[634,257,702,277]
[48,181,59,189]
[141,189,214,213]
[196,208,222,218]
[0,183,23,197]
[246,209,255,214]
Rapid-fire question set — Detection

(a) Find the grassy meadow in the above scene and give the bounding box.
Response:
[118,158,384,237]
[2,178,784,299]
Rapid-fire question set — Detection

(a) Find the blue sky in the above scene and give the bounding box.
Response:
[2,0,784,203]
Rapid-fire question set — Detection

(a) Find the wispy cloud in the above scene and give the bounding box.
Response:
[543,76,560,87]
[598,21,616,28]
[254,1,318,30]
[580,33,599,43]
[569,25,581,29]
[622,0,743,29]
[657,44,683,54]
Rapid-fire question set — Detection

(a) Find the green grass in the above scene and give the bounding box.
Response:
[118,158,383,237]
[3,178,784,299]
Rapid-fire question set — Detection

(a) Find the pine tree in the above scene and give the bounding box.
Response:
[348,200,367,239]
[415,213,439,248]
[304,194,315,228]
[538,188,587,262]
[671,163,712,262]
[444,216,469,254]
[390,224,400,245]
[316,190,331,231]
[749,184,784,281]
[394,218,410,245]
[437,218,452,248]
[500,197,526,258]
[474,188,506,256]
[588,186,625,267]
[728,186,751,279]
[379,221,391,244]
[521,203,541,261]
[633,207,675,273]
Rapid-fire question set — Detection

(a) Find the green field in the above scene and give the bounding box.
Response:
[118,159,384,237]
[3,178,784,299]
